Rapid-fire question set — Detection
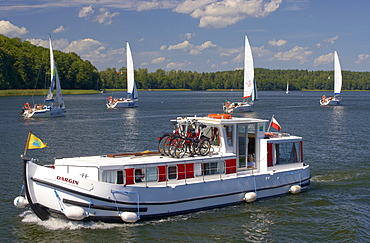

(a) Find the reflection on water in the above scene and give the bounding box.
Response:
[329,105,345,129]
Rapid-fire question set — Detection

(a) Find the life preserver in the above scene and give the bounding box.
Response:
[108,96,113,102]
[208,114,232,119]
[24,103,31,110]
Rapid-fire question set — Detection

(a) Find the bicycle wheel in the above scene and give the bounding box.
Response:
[173,139,187,158]
[158,134,170,155]
[168,137,182,158]
[164,135,177,156]
[198,139,211,156]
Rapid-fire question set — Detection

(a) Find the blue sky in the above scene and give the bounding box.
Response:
[0,0,369,73]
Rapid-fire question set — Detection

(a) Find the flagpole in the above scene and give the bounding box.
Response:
[267,115,274,132]
[23,131,32,156]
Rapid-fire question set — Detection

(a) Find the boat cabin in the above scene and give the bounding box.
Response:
[52,116,303,187]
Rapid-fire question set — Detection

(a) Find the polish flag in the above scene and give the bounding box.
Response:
[271,117,282,131]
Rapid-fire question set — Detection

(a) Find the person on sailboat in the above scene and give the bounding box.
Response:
[224,99,231,107]
[321,95,333,104]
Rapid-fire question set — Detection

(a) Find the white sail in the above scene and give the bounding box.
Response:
[126,42,137,100]
[243,35,254,99]
[333,51,342,95]
[45,36,64,105]
[286,82,289,94]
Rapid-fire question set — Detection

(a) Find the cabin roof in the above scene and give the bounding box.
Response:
[177,115,269,125]
[54,153,234,169]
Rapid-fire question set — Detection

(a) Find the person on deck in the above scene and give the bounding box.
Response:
[247,154,256,169]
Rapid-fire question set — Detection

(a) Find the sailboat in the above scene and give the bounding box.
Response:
[320,50,342,106]
[286,82,290,94]
[107,42,138,109]
[223,35,257,113]
[21,36,66,118]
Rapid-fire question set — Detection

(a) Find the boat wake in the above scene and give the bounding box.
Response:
[19,210,190,229]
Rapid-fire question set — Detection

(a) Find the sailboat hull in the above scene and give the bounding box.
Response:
[106,99,138,109]
[223,103,253,113]
[320,97,341,106]
[22,107,66,118]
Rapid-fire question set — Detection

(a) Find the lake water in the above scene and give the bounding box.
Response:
[1,91,370,242]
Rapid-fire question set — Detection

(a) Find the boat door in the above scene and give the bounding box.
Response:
[236,124,256,170]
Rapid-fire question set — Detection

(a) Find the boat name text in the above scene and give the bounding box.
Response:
[56,176,79,185]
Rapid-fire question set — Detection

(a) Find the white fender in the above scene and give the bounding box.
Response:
[120,212,139,223]
[63,206,86,220]
[289,185,301,194]
[243,192,257,203]
[13,196,28,208]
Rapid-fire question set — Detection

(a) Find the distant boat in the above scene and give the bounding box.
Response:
[21,35,66,118]
[107,42,138,109]
[223,35,257,113]
[286,82,290,94]
[320,51,342,106]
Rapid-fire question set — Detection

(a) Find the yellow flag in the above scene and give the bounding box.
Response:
[27,133,48,150]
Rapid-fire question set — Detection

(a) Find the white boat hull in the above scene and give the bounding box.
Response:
[106,99,138,109]
[17,115,310,223]
[24,159,310,222]
[22,107,66,118]
[320,97,341,106]
[223,103,253,113]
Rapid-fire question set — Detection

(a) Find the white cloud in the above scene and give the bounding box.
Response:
[27,38,70,50]
[53,25,65,33]
[274,46,312,64]
[190,40,217,55]
[198,40,217,51]
[152,57,166,64]
[160,45,167,50]
[137,1,166,11]
[181,32,195,40]
[167,40,216,56]
[313,52,333,66]
[355,54,370,64]
[174,0,283,29]
[268,39,287,46]
[93,8,120,25]
[78,5,94,18]
[324,35,339,44]
[174,0,215,14]
[168,40,192,50]
[107,48,125,56]
[0,20,28,37]
[64,38,103,53]
[316,35,339,48]
[166,61,191,69]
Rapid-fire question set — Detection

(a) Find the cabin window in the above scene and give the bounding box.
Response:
[168,165,177,180]
[102,170,124,184]
[226,125,234,147]
[145,167,158,182]
[135,169,144,183]
[135,167,159,183]
[275,142,301,164]
[204,127,220,146]
[195,161,225,176]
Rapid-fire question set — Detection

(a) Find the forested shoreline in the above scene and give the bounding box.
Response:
[1,34,370,92]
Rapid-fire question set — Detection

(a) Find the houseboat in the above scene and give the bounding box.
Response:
[14,114,310,223]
